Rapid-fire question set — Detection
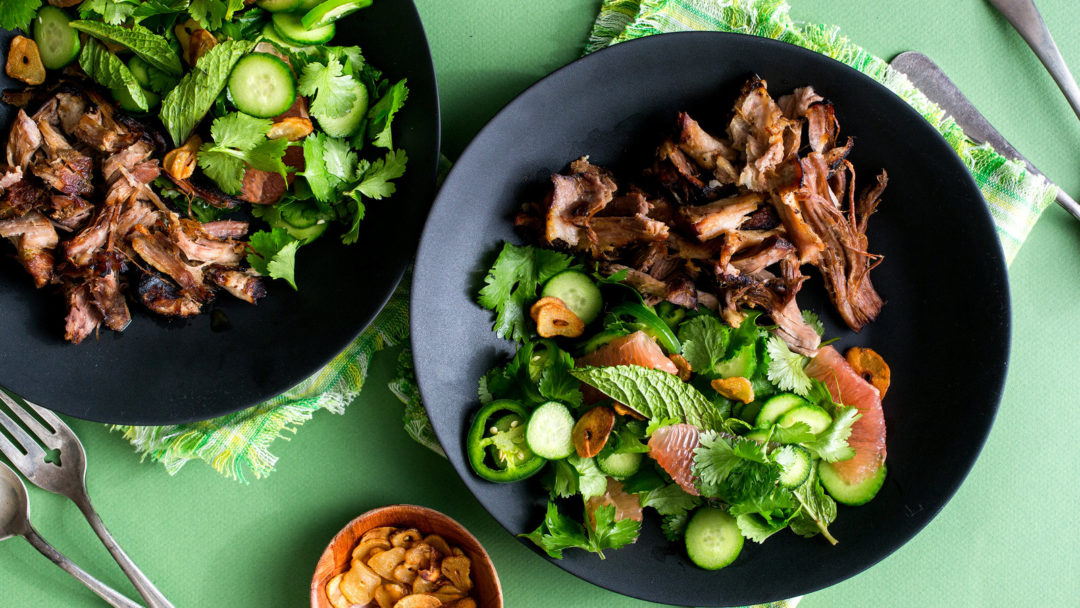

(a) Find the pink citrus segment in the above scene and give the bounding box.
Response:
[804,345,887,484]
[586,477,644,526]
[577,330,679,374]
[648,423,701,496]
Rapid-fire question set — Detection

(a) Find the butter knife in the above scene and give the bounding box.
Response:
[890,51,1080,221]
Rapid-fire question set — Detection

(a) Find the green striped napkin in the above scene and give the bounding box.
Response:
[117,0,1055,499]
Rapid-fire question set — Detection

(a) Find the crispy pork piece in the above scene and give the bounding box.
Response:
[676,112,739,185]
[88,252,131,331]
[171,218,247,266]
[200,220,249,239]
[46,194,94,230]
[63,281,103,343]
[204,266,266,304]
[6,109,41,171]
[681,192,764,241]
[805,102,838,154]
[137,273,202,317]
[589,215,669,258]
[0,210,58,287]
[130,230,213,303]
[730,235,796,274]
[0,179,45,220]
[717,268,820,355]
[543,160,617,247]
[777,86,824,119]
[727,76,801,193]
[32,117,93,197]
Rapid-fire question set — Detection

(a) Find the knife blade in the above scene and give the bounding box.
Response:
[890,51,1080,221]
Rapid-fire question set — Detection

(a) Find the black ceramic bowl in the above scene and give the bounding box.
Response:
[0,1,440,424]
[412,32,1009,606]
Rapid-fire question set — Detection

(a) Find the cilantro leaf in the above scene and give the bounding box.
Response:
[537,345,583,407]
[802,309,826,336]
[692,431,741,489]
[367,78,408,148]
[521,501,590,560]
[586,505,640,557]
[352,148,407,199]
[198,113,287,195]
[567,455,606,500]
[661,512,690,542]
[477,242,575,343]
[247,229,301,289]
[189,0,245,30]
[765,335,812,396]
[736,512,790,543]
[639,484,701,517]
[678,315,730,376]
[550,459,578,499]
[70,20,182,75]
[301,133,338,204]
[805,406,859,462]
[570,365,721,430]
[323,137,358,183]
[80,0,135,26]
[0,0,41,31]
[298,56,360,117]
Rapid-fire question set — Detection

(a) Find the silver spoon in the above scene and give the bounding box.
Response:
[988,0,1080,122]
[0,462,142,608]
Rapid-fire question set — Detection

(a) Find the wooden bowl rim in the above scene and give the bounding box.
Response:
[310,504,503,608]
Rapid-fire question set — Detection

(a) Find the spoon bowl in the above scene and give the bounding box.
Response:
[0,462,30,541]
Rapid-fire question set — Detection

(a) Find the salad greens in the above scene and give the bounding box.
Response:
[11,0,408,290]
[472,242,881,567]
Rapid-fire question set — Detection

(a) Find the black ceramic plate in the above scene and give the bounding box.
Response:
[412,32,1009,606]
[0,2,440,424]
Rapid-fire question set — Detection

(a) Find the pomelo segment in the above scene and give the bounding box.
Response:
[577,330,678,374]
[648,423,701,496]
[804,345,887,485]
[586,477,644,526]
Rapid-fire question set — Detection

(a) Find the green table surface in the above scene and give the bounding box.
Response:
[3,1,1080,606]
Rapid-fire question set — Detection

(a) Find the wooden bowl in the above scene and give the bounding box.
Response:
[311,505,503,608]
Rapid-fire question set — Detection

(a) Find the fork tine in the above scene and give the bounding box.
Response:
[0,390,58,440]
[18,398,65,433]
[0,392,46,458]
[0,425,34,469]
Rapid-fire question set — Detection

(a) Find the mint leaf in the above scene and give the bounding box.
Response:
[765,335,812,396]
[805,406,859,462]
[161,40,256,145]
[0,0,41,31]
[678,315,729,376]
[298,56,360,117]
[570,365,720,430]
[247,229,301,289]
[477,242,575,343]
[586,505,640,557]
[790,471,838,544]
[79,40,148,112]
[70,20,182,75]
[367,78,408,148]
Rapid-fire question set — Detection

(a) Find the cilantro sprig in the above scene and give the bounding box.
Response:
[197,112,289,195]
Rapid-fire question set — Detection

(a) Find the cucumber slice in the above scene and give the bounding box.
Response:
[301,0,372,29]
[227,53,297,118]
[525,402,575,460]
[112,86,159,113]
[776,445,812,488]
[684,507,743,570]
[315,83,369,137]
[744,428,770,443]
[755,393,808,428]
[737,401,762,426]
[256,0,302,12]
[715,342,756,378]
[596,449,642,478]
[127,57,151,87]
[34,6,80,70]
[272,12,335,46]
[298,0,324,9]
[541,270,602,324]
[776,404,833,434]
[820,462,887,506]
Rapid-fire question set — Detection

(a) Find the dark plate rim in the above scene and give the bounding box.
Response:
[412,30,1010,606]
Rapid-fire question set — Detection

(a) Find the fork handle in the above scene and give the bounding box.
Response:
[73,494,174,608]
[23,528,144,608]
[989,0,1080,122]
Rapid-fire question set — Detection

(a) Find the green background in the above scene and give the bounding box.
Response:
[3,0,1080,606]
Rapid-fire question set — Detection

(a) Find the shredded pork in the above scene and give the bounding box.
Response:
[517,76,887,355]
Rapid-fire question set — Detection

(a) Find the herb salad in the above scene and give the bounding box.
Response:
[4,0,407,290]
[471,241,889,568]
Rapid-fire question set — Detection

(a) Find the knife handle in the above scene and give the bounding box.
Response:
[989,0,1080,123]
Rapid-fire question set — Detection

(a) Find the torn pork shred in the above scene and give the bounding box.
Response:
[517,76,888,355]
[0,88,266,344]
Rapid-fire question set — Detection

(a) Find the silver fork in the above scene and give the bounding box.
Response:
[0,389,173,608]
